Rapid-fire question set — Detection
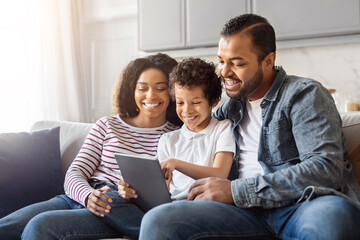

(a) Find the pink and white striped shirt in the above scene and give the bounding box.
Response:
[64,115,178,206]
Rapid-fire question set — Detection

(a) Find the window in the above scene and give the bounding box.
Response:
[0,0,43,132]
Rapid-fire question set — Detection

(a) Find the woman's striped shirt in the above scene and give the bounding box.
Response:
[64,115,178,206]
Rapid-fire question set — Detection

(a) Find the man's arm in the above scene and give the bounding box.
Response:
[189,81,346,208]
[213,98,232,120]
[232,81,345,208]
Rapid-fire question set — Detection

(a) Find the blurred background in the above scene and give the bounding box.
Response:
[0,0,359,132]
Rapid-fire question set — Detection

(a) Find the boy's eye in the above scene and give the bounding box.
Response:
[193,102,201,105]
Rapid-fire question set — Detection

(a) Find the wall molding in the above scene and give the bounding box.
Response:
[83,4,137,24]
[140,33,360,59]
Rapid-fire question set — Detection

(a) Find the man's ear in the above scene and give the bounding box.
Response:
[263,52,276,69]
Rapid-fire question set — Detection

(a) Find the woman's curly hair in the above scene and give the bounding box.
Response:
[112,54,180,124]
[169,58,222,106]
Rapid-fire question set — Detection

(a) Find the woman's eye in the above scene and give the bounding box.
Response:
[138,88,147,92]
[176,102,183,105]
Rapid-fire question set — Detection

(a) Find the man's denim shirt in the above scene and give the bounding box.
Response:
[214,66,360,209]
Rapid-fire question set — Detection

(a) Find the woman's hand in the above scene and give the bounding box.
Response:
[118,180,138,199]
[85,185,113,217]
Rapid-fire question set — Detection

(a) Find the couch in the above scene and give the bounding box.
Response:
[30,111,360,186]
[1,112,360,237]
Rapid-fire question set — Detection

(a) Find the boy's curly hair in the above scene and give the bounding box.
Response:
[169,58,222,106]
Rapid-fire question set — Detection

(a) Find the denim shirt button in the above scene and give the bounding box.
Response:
[243,203,248,207]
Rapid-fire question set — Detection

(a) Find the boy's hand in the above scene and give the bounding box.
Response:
[118,179,138,199]
[161,159,177,190]
[164,171,172,190]
[85,185,113,217]
[160,159,177,179]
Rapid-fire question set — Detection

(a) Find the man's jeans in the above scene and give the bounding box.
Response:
[0,184,144,240]
[140,195,360,240]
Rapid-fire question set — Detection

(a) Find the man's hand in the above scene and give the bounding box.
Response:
[85,185,113,217]
[187,177,234,204]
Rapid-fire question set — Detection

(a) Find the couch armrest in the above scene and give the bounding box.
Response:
[341,112,360,152]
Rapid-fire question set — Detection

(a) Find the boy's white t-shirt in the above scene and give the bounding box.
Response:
[157,117,235,200]
[238,98,264,179]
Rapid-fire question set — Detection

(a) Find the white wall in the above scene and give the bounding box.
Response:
[199,43,360,113]
[276,43,360,113]
[81,0,360,121]
[82,0,138,121]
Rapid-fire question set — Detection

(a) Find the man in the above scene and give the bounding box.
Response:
[139,14,360,239]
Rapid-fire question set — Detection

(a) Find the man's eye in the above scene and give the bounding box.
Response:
[234,63,245,67]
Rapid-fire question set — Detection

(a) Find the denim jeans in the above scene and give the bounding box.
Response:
[140,195,360,240]
[0,182,144,240]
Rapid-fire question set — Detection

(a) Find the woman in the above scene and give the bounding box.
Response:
[0,53,180,240]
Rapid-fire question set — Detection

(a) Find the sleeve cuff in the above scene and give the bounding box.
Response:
[231,178,257,208]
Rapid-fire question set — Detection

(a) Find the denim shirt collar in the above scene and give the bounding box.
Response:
[263,66,287,103]
[216,66,287,126]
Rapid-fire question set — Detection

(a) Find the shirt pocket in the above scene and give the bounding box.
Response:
[263,118,299,165]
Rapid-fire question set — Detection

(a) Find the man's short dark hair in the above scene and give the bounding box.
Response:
[169,58,222,106]
[221,14,276,62]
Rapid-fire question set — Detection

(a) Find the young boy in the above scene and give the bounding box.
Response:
[157,58,235,200]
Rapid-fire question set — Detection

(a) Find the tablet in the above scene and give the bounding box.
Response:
[114,153,172,212]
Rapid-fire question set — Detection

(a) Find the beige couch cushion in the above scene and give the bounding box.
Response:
[349,144,360,185]
[341,112,360,152]
[341,112,360,185]
[31,120,93,175]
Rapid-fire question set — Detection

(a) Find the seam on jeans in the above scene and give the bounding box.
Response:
[61,233,124,240]
[189,232,275,240]
[278,233,299,240]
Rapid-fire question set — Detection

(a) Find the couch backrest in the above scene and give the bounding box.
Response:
[341,112,360,152]
[31,120,93,175]
[31,112,360,176]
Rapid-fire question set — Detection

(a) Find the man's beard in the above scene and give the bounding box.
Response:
[225,66,264,100]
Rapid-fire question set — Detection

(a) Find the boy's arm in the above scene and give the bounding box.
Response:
[161,151,233,180]
[161,119,235,180]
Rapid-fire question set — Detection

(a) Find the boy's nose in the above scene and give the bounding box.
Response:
[183,104,193,113]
